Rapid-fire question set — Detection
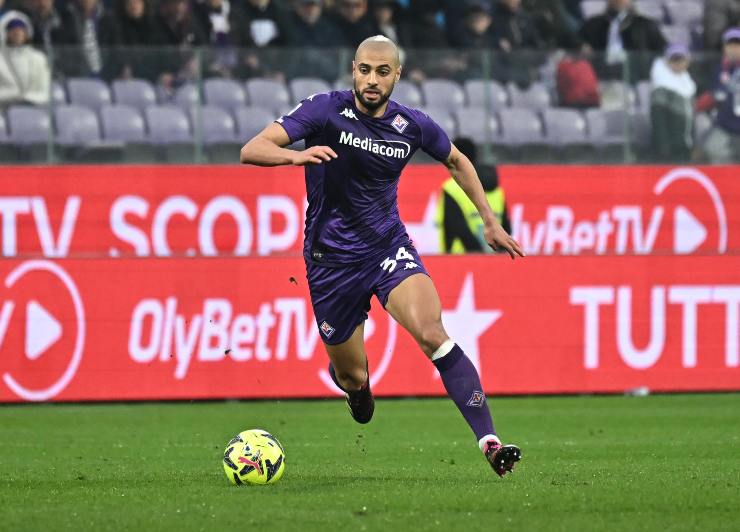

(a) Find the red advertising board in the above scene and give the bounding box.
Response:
[0,164,738,402]
[0,165,738,258]
[0,255,738,402]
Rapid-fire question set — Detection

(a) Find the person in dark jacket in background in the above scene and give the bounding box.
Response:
[99,0,156,79]
[579,0,666,81]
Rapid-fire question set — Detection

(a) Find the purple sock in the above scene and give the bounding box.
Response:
[433,343,495,442]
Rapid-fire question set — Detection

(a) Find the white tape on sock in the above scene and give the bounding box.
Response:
[430,339,455,361]
[478,434,501,451]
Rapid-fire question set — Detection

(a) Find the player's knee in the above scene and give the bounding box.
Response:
[335,366,368,391]
[417,322,447,357]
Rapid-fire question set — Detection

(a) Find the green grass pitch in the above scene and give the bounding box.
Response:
[1,394,739,531]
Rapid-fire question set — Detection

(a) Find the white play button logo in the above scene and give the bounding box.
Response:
[674,206,707,254]
[25,300,62,360]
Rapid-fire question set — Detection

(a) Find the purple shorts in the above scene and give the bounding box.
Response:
[306,242,429,345]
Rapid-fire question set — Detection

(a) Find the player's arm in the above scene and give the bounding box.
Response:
[443,144,525,259]
[239,123,338,167]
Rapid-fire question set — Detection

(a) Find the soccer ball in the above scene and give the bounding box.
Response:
[223,429,286,485]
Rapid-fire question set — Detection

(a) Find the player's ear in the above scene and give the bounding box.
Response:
[395,65,402,82]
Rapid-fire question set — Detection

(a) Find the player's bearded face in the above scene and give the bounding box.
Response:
[353,60,399,111]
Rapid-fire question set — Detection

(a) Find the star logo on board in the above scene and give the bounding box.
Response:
[391,114,408,133]
[436,273,501,377]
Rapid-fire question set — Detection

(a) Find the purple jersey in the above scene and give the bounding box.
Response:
[277,90,451,265]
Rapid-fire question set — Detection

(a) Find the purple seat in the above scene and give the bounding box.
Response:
[637,1,665,23]
[636,80,652,110]
[234,105,275,141]
[52,81,66,105]
[454,108,500,143]
[665,1,703,26]
[54,105,101,145]
[694,112,712,142]
[599,81,636,110]
[66,78,111,110]
[290,77,331,103]
[101,104,146,142]
[508,83,551,110]
[391,80,423,107]
[661,25,691,48]
[245,79,290,112]
[542,109,588,145]
[464,80,508,109]
[586,109,627,145]
[145,105,192,144]
[498,108,543,145]
[173,83,200,110]
[191,105,237,144]
[0,112,7,142]
[203,78,247,111]
[580,0,606,19]
[112,79,157,111]
[420,79,465,111]
[8,106,50,144]
[418,106,457,138]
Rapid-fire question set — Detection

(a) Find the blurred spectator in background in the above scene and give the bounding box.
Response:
[407,0,448,48]
[649,44,696,162]
[436,137,510,254]
[523,0,580,49]
[370,0,412,48]
[20,0,65,50]
[697,27,740,163]
[283,0,342,47]
[151,0,206,96]
[281,0,342,80]
[59,0,105,76]
[556,50,600,107]
[579,0,666,81]
[0,10,50,106]
[0,0,6,17]
[490,0,544,87]
[99,0,155,79]
[704,0,740,51]
[330,0,375,47]
[241,0,288,47]
[491,0,542,52]
[193,0,246,76]
[451,3,496,49]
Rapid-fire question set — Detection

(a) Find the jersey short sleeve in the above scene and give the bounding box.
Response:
[276,93,331,143]
[416,111,452,162]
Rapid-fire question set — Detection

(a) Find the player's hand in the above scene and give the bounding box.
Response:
[291,146,338,166]
[485,223,525,260]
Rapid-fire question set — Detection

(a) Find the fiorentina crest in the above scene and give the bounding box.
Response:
[466,390,485,408]
[391,114,408,133]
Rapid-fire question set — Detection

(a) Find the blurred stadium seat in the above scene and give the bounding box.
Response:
[67,78,112,111]
[420,79,465,112]
[245,79,291,113]
[542,109,588,146]
[54,105,101,146]
[145,106,192,144]
[464,80,509,109]
[234,105,277,142]
[204,79,248,111]
[508,82,551,110]
[290,77,332,103]
[101,105,147,143]
[7,106,50,145]
[454,108,500,144]
[112,79,157,111]
[418,106,457,138]
[391,80,423,108]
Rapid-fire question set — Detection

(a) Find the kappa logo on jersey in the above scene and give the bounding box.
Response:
[340,108,358,120]
[466,390,485,408]
[391,114,408,133]
[404,262,419,270]
[320,320,336,339]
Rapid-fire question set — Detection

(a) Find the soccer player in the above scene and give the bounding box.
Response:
[240,36,524,477]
